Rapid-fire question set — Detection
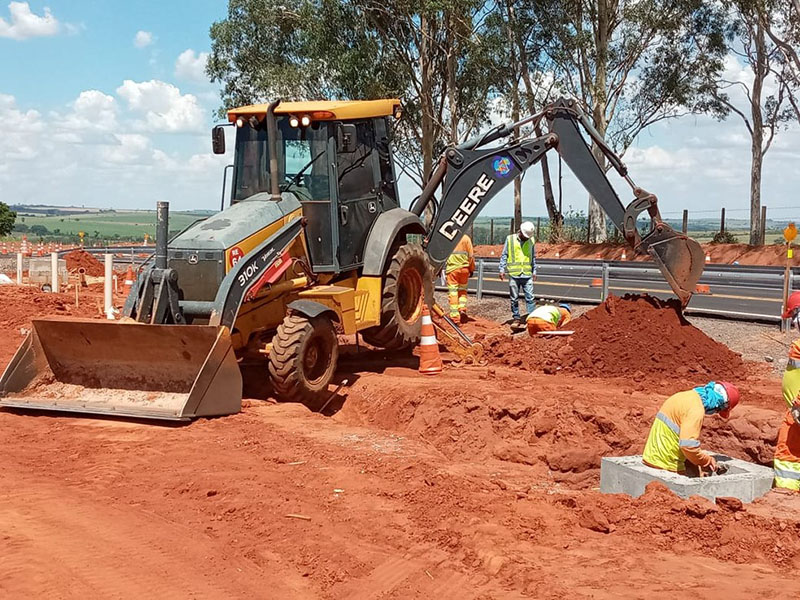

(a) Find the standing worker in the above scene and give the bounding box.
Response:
[526,303,571,336]
[642,381,740,475]
[775,292,800,491]
[499,221,536,323]
[445,234,475,323]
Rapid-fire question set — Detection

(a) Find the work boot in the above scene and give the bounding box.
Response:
[459,311,468,324]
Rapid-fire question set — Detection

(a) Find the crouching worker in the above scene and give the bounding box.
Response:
[775,292,800,491]
[526,303,571,336]
[642,381,740,475]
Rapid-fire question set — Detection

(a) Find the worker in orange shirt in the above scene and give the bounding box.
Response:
[445,234,475,322]
[642,381,740,475]
[775,292,800,491]
[526,303,571,336]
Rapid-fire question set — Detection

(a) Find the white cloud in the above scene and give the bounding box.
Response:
[0,2,60,40]
[116,79,206,133]
[133,30,153,49]
[0,90,231,208]
[174,49,209,84]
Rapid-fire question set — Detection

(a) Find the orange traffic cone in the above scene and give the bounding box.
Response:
[418,304,443,375]
[621,249,627,260]
[123,265,135,296]
[705,252,711,263]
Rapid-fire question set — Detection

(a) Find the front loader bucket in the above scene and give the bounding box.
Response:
[642,225,705,306]
[0,318,242,421]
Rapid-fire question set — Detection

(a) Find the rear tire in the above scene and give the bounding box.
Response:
[268,313,338,403]
[361,242,433,350]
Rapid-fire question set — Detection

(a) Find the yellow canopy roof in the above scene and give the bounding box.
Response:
[228,99,400,122]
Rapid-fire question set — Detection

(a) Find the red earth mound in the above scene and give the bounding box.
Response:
[487,294,749,389]
[0,286,100,368]
[64,249,104,276]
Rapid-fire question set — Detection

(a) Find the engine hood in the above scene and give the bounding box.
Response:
[170,193,302,251]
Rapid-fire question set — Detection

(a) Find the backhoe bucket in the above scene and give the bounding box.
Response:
[0,318,242,421]
[642,225,705,306]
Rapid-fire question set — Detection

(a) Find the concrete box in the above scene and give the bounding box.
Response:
[600,454,774,503]
[28,258,68,286]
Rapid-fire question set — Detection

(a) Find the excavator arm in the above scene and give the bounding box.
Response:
[412,97,704,306]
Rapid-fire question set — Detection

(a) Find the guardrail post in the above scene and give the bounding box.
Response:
[490,219,494,245]
[601,261,609,301]
[50,252,59,293]
[16,252,23,285]
[760,205,767,245]
[476,258,485,300]
[104,253,113,319]
[682,210,688,234]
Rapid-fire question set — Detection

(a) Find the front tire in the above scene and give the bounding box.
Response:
[361,242,433,350]
[268,313,338,403]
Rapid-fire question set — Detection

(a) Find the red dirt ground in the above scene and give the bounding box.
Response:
[1,288,799,598]
[64,249,105,276]
[475,241,798,266]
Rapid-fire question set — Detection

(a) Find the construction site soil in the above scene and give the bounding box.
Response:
[475,241,800,266]
[63,249,105,276]
[1,287,799,598]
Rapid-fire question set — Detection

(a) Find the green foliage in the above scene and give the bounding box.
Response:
[29,225,49,236]
[711,230,739,244]
[0,202,16,236]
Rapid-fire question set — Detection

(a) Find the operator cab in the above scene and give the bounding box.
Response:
[215,99,402,273]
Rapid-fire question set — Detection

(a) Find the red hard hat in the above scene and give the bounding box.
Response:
[718,381,740,419]
[782,291,800,318]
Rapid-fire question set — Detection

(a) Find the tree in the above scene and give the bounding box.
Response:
[208,0,496,188]
[536,0,728,241]
[29,225,49,236]
[715,0,795,245]
[0,202,17,236]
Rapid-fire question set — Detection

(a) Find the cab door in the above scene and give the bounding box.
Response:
[335,120,381,270]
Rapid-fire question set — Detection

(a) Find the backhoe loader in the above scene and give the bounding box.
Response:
[0,97,704,420]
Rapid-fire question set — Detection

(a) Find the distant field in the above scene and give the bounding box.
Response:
[10,210,205,240]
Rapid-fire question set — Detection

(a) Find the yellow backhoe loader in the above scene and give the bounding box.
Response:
[0,98,705,420]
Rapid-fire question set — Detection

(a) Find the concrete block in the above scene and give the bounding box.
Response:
[600,454,773,503]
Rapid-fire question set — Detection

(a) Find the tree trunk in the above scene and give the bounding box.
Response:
[446,11,458,145]
[749,20,767,246]
[512,76,522,232]
[589,0,610,243]
[420,13,434,185]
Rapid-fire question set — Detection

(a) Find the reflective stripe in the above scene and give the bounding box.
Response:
[789,358,800,369]
[680,439,701,448]
[774,467,800,480]
[447,285,459,291]
[421,315,433,325]
[450,251,468,256]
[420,335,438,346]
[656,412,680,436]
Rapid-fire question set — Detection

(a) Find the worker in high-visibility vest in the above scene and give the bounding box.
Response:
[498,221,536,323]
[526,303,571,336]
[642,381,740,474]
[775,292,800,491]
[445,234,475,322]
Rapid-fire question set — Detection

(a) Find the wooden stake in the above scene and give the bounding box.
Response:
[285,513,311,521]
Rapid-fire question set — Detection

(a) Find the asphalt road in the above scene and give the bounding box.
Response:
[450,259,798,323]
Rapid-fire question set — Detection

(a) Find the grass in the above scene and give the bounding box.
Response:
[10,210,205,241]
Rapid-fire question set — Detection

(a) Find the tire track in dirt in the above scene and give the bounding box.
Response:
[0,481,311,599]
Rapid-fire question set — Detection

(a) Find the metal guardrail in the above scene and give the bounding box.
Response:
[438,257,798,324]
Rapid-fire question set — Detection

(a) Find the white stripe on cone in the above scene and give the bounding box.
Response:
[420,335,438,346]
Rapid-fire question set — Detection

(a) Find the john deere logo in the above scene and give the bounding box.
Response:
[492,156,512,177]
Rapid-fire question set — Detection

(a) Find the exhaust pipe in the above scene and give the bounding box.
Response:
[267,99,282,201]
[156,201,169,269]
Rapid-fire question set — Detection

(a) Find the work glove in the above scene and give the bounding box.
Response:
[792,400,800,427]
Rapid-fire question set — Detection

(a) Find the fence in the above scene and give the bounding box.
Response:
[438,257,798,325]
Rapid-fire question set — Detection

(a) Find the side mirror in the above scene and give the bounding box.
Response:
[337,124,357,153]
[212,126,226,155]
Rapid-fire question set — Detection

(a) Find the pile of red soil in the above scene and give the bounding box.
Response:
[474,241,800,267]
[488,294,750,390]
[64,250,104,276]
[570,482,800,565]
[0,286,100,369]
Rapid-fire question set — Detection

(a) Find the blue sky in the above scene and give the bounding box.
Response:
[1,1,798,224]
